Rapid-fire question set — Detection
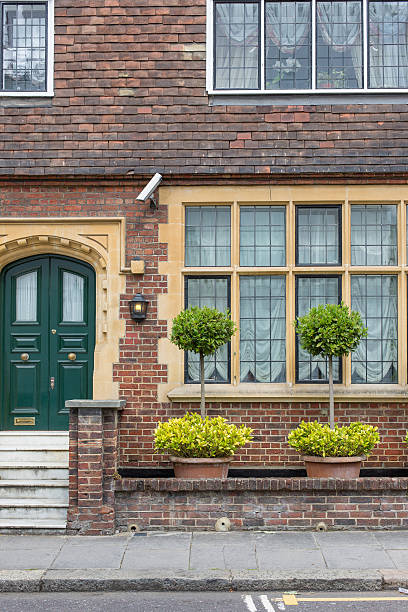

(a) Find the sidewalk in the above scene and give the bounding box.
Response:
[0,530,407,592]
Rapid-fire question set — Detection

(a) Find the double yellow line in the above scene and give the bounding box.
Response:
[282,593,408,605]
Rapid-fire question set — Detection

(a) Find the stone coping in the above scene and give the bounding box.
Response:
[116,476,408,493]
[65,399,126,409]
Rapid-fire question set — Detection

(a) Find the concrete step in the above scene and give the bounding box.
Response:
[0,480,69,501]
[0,518,66,531]
[0,432,69,449]
[0,503,68,520]
[0,463,68,480]
[0,449,69,462]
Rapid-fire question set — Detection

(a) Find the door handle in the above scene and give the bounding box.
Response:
[50,377,55,390]
[20,353,29,361]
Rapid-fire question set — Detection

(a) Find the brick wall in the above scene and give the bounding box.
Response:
[1,0,408,176]
[121,401,408,469]
[115,476,408,531]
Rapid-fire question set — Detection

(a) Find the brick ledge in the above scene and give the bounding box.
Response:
[116,476,408,493]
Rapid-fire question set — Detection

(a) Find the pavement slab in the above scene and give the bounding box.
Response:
[0,530,406,593]
[51,539,128,570]
[257,547,326,570]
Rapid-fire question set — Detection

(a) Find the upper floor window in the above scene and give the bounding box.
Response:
[1,0,53,95]
[210,0,408,93]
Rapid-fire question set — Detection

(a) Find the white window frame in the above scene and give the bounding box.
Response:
[206,0,408,95]
[0,0,54,97]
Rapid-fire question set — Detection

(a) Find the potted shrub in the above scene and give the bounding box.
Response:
[159,305,251,477]
[154,412,252,478]
[290,301,378,477]
[288,421,379,478]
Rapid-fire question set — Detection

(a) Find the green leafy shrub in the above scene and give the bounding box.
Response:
[154,412,253,458]
[170,306,236,417]
[294,302,367,429]
[288,421,379,458]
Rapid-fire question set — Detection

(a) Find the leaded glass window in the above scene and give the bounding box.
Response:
[185,206,231,267]
[211,1,408,92]
[351,204,397,266]
[240,275,286,382]
[296,206,341,265]
[240,206,286,266]
[185,277,230,383]
[2,2,47,92]
[296,275,341,382]
[351,274,398,383]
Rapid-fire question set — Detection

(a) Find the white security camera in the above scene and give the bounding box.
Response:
[136,173,163,202]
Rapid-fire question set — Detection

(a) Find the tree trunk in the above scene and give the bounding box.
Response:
[328,354,334,429]
[200,352,206,418]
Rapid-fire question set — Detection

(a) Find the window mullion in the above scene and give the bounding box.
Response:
[312,0,316,90]
[260,0,265,90]
[363,0,368,89]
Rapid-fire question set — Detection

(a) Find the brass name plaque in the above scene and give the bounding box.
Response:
[14,417,35,426]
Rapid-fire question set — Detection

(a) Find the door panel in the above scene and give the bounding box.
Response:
[10,362,42,415]
[56,361,88,422]
[1,256,95,431]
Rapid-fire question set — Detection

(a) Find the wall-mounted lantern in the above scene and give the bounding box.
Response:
[129,293,149,321]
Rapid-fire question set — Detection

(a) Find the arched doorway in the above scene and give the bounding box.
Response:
[1,255,96,430]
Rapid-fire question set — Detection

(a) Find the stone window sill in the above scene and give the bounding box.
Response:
[167,383,408,404]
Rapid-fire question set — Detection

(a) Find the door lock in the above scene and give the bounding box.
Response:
[50,377,55,390]
[51,329,56,335]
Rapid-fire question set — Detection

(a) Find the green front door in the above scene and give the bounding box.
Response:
[1,255,95,430]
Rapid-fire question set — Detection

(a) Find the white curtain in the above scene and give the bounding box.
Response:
[240,277,285,383]
[266,2,310,53]
[16,271,37,321]
[215,3,259,89]
[369,1,408,88]
[317,1,363,87]
[351,276,398,383]
[63,272,84,322]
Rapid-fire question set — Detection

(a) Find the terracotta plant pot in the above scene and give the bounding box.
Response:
[170,456,232,479]
[302,455,365,478]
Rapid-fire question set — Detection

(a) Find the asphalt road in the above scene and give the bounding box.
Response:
[0,592,406,611]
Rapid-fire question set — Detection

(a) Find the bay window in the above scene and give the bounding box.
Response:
[209,0,408,92]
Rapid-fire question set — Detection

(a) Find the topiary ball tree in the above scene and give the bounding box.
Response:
[170,306,236,418]
[294,301,367,430]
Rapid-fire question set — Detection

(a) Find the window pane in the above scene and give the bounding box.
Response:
[296,206,341,265]
[369,1,408,88]
[63,272,84,322]
[265,1,311,90]
[296,276,341,382]
[240,275,286,382]
[240,206,286,266]
[317,1,363,89]
[185,277,230,383]
[351,204,397,265]
[185,206,231,267]
[214,2,259,89]
[351,275,398,383]
[16,270,37,321]
[2,3,47,92]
